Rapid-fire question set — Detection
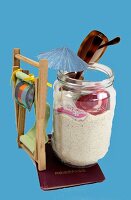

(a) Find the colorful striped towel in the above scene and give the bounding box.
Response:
[15,79,35,111]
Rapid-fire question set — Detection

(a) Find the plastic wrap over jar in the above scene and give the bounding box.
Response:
[15,80,35,111]
[51,63,116,167]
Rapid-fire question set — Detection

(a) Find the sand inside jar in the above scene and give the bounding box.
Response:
[52,86,116,166]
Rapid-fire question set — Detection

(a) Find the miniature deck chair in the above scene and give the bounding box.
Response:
[12,48,50,171]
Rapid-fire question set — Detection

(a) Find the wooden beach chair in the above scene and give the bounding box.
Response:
[12,48,48,171]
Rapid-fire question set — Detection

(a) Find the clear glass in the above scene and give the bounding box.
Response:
[52,63,116,167]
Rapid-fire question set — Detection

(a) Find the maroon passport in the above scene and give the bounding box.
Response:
[36,136,105,190]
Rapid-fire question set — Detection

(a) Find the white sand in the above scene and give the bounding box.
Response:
[52,86,116,166]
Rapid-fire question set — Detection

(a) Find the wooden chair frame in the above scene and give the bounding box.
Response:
[12,48,48,171]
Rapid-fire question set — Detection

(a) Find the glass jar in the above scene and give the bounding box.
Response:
[51,63,116,167]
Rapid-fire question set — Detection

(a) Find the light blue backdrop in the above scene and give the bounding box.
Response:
[0,0,130,199]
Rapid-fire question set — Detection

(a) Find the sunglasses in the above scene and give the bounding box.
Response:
[75,30,120,79]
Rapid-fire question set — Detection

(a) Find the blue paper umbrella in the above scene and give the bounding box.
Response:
[37,47,88,72]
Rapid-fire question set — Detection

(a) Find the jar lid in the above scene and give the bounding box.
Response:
[78,30,108,63]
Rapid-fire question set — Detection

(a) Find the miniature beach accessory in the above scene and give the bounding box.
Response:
[12,69,52,87]
[12,49,50,171]
[15,80,35,110]
[77,30,108,63]
[75,30,120,79]
[12,70,35,110]
[38,47,88,72]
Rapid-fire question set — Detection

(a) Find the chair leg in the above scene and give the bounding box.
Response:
[13,48,21,147]
[17,70,29,145]
[34,78,38,161]
[36,60,48,171]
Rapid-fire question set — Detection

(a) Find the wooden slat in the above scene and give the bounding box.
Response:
[17,70,29,146]
[15,54,39,68]
[13,49,20,139]
[17,106,26,136]
[36,59,48,171]
[13,48,20,66]
[12,66,20,131]
[34,78,39,161]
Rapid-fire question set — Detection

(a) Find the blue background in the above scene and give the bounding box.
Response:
[0,0,130,199]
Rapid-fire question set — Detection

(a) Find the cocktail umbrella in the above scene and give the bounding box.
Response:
[37,47,88,72]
